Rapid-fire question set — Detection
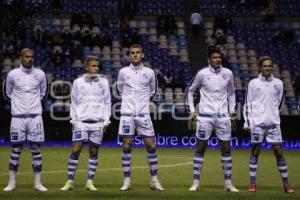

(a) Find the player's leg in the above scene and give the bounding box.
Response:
[29,142,47,191]
[189,117,212,191]
[85,143,99,191]
[267,125,294,193]
[248,143,261,192]
[4,117,26,192]
[216,118,239,192]
[189,140,207,191]
[143,137,164,191]
[3,143,23,191]
[135,115,164,191]
[272,144,294,193]
[60,142,84,191]
[120,137,133,191]
[26,115,47,191]
[85,129,103,191]
[118,115,135,191]
[219,140,238,192]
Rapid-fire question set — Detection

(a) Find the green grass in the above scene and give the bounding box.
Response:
[0,147,299,200]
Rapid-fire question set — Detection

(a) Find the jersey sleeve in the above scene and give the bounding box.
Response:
[70,80,78,125]
[116,69,125,97]
[227,72,236,113]
[3,72,13,102]
[103,79,112,126]
[278,81,284,111]
[40,72,48,102]
[186,72,202,113]
[243,81,254,128]
[150,71,158,97]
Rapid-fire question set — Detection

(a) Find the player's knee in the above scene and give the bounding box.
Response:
[220,146,230,155]
[70,151,80,159]
[273,145,283,158]
[89,147,99,158]
[89,153,98,159]
[30,143,41,151]
[71,148,81,157]
[196,144,206,153]
[123,144,132,154]
[146,145,156,154]
[12,144,23,151]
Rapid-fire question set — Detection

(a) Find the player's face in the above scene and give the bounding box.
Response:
[86,60,100,75]
[21,51,34,69]
[261,59,273,77]
[208,52,222,69]
[130,47,143,65]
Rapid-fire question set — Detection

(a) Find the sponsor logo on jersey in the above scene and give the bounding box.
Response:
[142,73,148,79]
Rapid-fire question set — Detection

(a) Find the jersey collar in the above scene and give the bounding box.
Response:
[84,74,100,82]
[20,64,33,73]
[208,64,222,73]
[130,63,143,71]
[259,73,273,81]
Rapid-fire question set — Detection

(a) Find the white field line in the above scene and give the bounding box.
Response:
[0,156,192,176]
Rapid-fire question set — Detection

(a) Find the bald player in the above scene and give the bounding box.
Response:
[3,48,48,192]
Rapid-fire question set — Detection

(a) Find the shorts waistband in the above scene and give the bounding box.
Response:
[198,113,227,118]
[121,113,147,117]
[258,124,277,129]
[81,119,104,124]
[12,114,39,118]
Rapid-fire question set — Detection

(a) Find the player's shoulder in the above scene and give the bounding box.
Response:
[143,66,155,74]
[98,74,109,84]
[221,67,233,75]
[33,67,46,76]
[120,65,130,71]
[196,66,209,75]
[248,76,259,85]
[73,76,84,85]
[273,76,283,83]
[7,68,20,76]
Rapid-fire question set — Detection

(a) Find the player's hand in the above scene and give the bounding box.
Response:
[71,124,75,132]
[229,112,237,120]
[103,125,108,133]
[191,112,197,120]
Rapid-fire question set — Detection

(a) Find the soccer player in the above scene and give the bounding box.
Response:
[117,44,164,191]
[186,48,239,192]
[60,56,111,191]
[243,56,294,193]
[3,48,48,192]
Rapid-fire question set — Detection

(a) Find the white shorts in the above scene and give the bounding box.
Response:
[250,125,282,144]
[10,115,45,143]
[196,116,231,141]
[72,122,104,145]
[118,114,155,138]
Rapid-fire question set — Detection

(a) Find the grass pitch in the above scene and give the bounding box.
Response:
[0,147,299,200]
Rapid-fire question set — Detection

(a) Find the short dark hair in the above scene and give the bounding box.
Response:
[259,56,273,67]
[130,44,143,52]
[207,48,222,58]
[84,55,99,67]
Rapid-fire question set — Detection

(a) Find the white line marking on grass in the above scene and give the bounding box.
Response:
[0,162,192,176]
